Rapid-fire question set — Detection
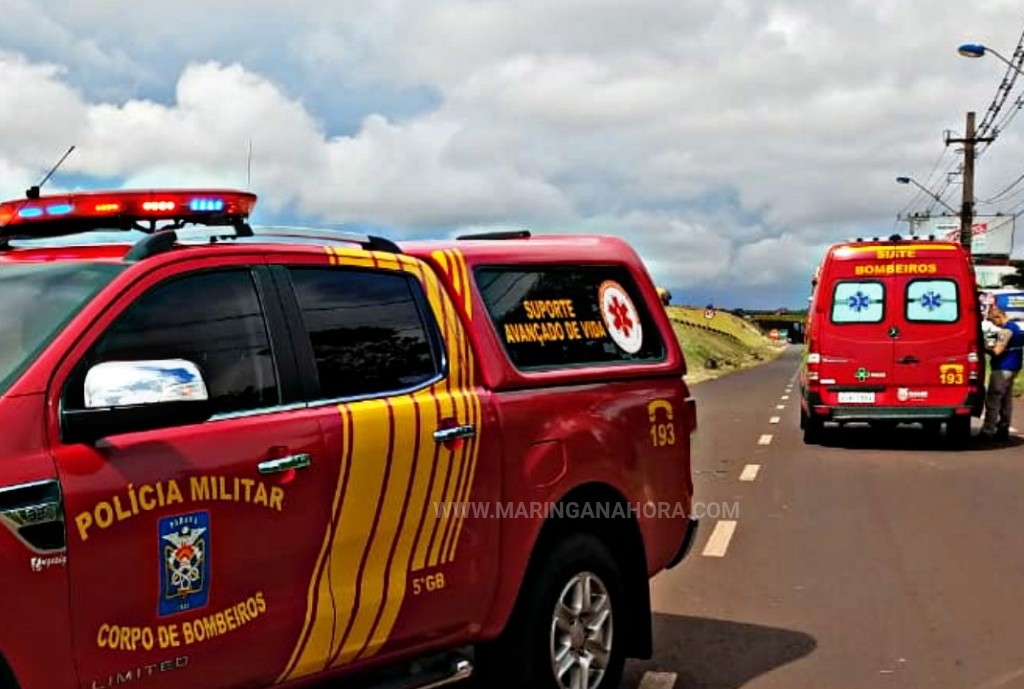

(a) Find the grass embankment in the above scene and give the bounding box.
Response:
[665,306,787,384]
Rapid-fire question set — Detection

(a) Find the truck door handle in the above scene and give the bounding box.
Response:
[258,453,312,474]
[434,424,476,443]
[898,355,920,365]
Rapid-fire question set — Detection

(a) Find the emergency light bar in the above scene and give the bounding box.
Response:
[0,189,257,236]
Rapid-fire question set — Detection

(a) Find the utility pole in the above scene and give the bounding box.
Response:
[945,112,994,256]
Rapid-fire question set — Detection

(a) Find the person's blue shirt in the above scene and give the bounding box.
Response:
[992,320,1024,372]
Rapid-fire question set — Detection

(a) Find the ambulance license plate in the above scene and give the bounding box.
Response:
[838,391,875,404]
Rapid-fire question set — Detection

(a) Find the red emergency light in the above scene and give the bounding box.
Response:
[0,189,257,230]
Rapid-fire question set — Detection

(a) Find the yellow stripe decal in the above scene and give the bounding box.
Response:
[428,294,468,568]
[454,249,473,320]
[332,398,418,667]
[447,393,481,563]
[838,243,957,254]
[354,394,438,661]
[279,248,482,679]
[438,324,472,561]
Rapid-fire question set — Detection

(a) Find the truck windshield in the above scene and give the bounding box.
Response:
[0,263,121,395]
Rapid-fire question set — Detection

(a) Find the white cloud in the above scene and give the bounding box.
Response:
[2,0,1024,308]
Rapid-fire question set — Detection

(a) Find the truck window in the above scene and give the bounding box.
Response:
[831,280,885,324]
[0,263,121,395]
[70,269,280,415]
[288,267,441,399]
[475,265,665,370]
[906,279,959,323]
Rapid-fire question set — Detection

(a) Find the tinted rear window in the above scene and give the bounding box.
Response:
[0,262,121,395]
[906,278,959,323]
[830,280,885,324]
[475,265,665,370]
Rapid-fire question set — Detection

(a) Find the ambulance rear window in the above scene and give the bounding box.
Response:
[831,280,885,324]
[906,279,959,323]
[475,265,666,370]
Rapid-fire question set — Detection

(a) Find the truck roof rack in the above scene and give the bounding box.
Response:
[125,225,403,262]
[248,226,403,253]
[456,230,531,240]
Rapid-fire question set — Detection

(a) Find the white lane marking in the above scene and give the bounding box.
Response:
[758,434,773,445]
[776,404,786,410]
[1012,426,1020,434]
[769,416,781,424]
[781,395,790,400]
[637,671,679,689]
[702,520,738,557]
[740,464,761,481]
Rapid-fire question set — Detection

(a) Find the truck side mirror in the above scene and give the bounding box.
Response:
[61,359,213,445]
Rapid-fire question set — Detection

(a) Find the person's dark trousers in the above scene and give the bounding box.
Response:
[982,370,1020,439]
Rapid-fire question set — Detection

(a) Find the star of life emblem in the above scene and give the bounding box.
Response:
[848,291,870,312]
[921,291,942,311]
[598,280,643,354]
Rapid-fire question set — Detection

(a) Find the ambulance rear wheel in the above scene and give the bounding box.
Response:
[802,411,823,444]
[477,533,625,689]
[947,416,972,446]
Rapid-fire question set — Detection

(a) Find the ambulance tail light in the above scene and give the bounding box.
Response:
[806,349,821,383]
[968,346,980,382]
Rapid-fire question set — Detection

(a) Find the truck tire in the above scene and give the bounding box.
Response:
[477,533,626,689]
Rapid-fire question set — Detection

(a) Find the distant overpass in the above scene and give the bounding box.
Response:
[736,310,806,343]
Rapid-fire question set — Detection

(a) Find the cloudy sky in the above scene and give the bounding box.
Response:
[2,1,1024,308]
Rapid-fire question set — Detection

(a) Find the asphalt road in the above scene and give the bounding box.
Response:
[623,345,1024,689]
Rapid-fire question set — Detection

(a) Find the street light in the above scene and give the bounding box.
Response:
[895,175,957,213]
[957,43,1024,78]
[955,42,1018,256]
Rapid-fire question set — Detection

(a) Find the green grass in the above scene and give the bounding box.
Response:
[665,307,784,382]
[1015,373,1024,397]
[667,306,776,348]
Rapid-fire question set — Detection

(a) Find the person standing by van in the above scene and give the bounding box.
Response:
[981,305,1024,442]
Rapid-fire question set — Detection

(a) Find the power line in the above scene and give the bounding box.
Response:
[898,21,1024,221]
[895,147,953,219]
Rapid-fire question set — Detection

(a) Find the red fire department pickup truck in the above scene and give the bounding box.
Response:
[0,189,698,689]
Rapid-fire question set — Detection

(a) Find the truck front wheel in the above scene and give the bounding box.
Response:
[478,533,626,689]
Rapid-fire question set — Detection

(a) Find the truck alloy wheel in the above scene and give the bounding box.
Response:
[549,571,614,689]
[476,533,626,689]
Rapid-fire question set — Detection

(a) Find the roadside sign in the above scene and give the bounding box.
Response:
[704,307,716,320]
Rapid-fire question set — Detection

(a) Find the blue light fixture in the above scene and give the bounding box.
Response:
[957,43,986,58]
[18,207,43,218]
[46,203,73,215]
[189,198,225,212]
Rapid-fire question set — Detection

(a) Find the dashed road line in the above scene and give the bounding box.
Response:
[740,464,761,481]
[637,671,679,689]
[758,434,773,445]
[781,395,790,400]
[769,416,781,424]
[776,404,786,410]
[702,520,737,557]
